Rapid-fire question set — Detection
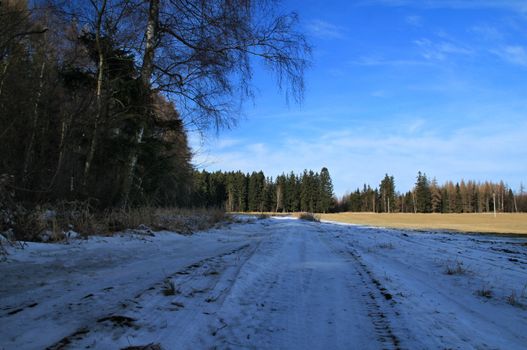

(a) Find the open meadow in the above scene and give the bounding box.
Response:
[320,212,527,235]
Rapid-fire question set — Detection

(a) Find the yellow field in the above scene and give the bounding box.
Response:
[319,212,527,235]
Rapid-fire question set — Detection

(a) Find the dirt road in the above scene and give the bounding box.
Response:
[1,217,526,349]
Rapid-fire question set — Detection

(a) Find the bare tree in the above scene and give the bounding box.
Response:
[121,0,310,206]
[82,0,108,187]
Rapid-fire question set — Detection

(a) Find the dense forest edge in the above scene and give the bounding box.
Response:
[0,0,309,241]
[192,169,527,215]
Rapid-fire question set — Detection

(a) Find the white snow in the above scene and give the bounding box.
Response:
[1,217,526,349]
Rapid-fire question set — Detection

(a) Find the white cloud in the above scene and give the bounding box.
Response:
[356,0,527,12]
[470,25,503,41]
[493,45,527,66]
[305,19,346,39]
[371,90,387,97]
[192,118,527,196]
[350,56,431,66]
[405,15,422,26]
[414,38,473,61]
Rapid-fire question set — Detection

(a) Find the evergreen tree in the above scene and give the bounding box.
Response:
[319,167,334,213]
[248,171,265,212]
[415,171,432,213]
[455,183,463,213]
[379,174,395,213]
[430,178,442,213]
[275,174,286,212]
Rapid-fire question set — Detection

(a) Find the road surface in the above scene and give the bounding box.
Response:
[1,217,526,349]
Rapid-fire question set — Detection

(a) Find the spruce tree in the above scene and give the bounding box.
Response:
[430,178,442,213]
[319,167,334,213]
[415,171,432,213]
[379,174,395,213]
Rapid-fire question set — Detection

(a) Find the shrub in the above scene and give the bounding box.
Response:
[506,291,519,306]
[162,279,177,296]
[298,212,320,222]
[476,286,493,299]
[5,205,227,242]
[444,260,468,275]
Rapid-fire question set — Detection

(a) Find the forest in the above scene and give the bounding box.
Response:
[0,0,308,212]
[192,168,335,213]
[338,172,527,214]
[192,169,527,214]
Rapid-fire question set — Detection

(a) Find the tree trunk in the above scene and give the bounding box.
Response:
[276,185,282,212]
[22,61,46,184]
[121,0,159,207]
[83,0,107,188]
[0,61,9,97]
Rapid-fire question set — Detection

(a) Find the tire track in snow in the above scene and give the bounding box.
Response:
[210,220,397,349]
[44,241,263,349]
[318,226,405,350]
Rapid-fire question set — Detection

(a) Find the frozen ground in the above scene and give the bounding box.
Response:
[1,217,526,349]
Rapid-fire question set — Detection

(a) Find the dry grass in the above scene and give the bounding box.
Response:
[476,286,493,299]
[162,278,178,296]
[8,205,226,241]
[298,212,320,222]
[444,260,469,275]
[320,212,527,235]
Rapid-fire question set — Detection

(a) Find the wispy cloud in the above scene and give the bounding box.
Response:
[405,15,423,26]
[350,56,430,66]
[305,19,346,39]
[470,25,503,41]
[414,38,473,61]
[493,45,527,66]
[356,0,527,12]
[193,117,527,195]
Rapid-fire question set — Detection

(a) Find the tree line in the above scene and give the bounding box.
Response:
[192,168,335,213]
[0,0,309,211]
[338,172,527,213]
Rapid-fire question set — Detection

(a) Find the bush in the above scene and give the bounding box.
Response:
[0,174,15,232]
[162,278,177,296]
[4,204,227,242]
[476,286,493,299]
[444,260,468,275]
[298,212,320,222]
[256,213,270,220]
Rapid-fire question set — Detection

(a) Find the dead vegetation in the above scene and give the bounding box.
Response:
[320,212,527,235]
[376,242,394,249]
[476,286,493,299]
[0,203,226,242]
[444,260,469,275]
[506,285,527,308]
[121,344,162,350]
[161,279,178,296]
[298,212,320,222]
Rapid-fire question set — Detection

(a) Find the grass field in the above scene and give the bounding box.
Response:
[319,212,527,235]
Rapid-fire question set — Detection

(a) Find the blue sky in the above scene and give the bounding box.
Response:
[191,0,527,196]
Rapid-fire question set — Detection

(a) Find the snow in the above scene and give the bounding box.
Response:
[1,217,526,349]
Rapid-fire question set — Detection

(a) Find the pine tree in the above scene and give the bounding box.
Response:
[455,183,463,213]
[415,171,432,213]
[379,174,395,213]
[319,167,334,213]
[430,178,442,213]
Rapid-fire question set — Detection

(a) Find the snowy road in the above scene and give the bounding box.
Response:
[1,217,527,349]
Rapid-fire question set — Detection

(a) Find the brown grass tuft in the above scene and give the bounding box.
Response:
[298,212,320,222]
[444,260,469,275]
[6,204,226,242]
